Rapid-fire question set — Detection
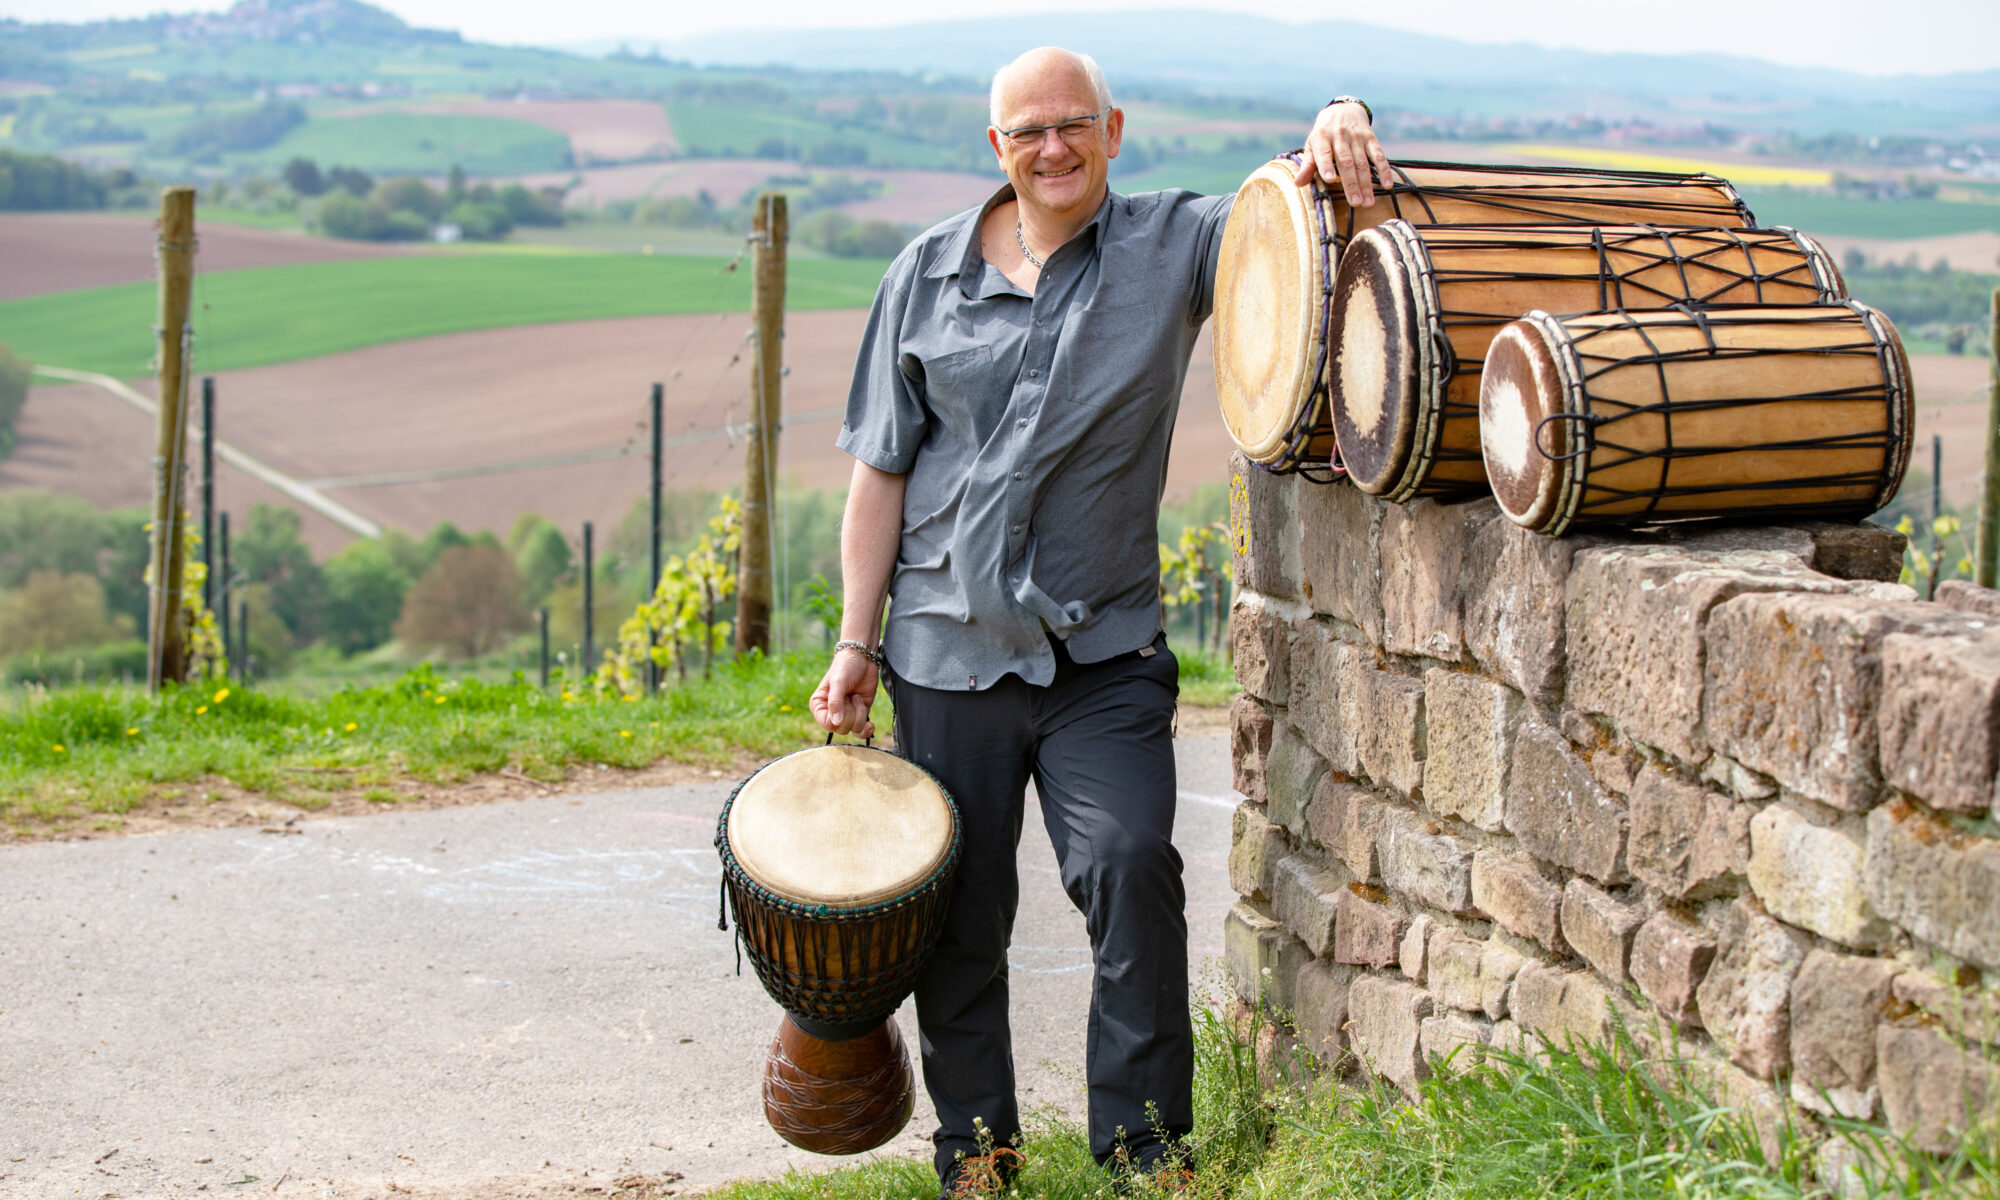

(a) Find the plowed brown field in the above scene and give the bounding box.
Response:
[0,213,424,301]
[0,310,1228,555]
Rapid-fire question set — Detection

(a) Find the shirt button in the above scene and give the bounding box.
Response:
[1034,319,1043,327]
[1029,368,1039,378]
[1013,471,1024,480]
[1017,418,1028,429]
[1011,524,1022,534]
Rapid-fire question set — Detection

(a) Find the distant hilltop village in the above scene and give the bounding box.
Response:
[163,0,460,47]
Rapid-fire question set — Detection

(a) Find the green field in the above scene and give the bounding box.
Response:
[0,252,891,377]
[253,112,574,174]
[1742,190,2000,239]
[666,102,963,171]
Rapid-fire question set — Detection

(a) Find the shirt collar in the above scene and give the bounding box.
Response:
[926,183,1115,298]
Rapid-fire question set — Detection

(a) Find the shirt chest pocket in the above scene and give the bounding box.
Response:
[915,343,1002,426]
[1059,297,1177,410]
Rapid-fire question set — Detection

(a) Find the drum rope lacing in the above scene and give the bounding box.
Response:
[1390,224,1841,500]
[1525,301,1906,536]
[715,743,964,1029]
[1354,159,1758,237]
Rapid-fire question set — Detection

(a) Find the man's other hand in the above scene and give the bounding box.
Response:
[1295,101,1393,208]
[810,649,880,738]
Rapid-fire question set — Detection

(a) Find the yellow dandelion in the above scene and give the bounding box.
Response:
[51,743,65,753]
[764,695,775,702]
[125,727,139,736]
[434,695,447,705]
[344,722,357,732]
[561,690,576,702]
[619,730,633,739]
[213,687,230,703]
[196,705,208,715]
[779,704,793,713]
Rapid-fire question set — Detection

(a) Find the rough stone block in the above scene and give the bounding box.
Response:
[1355,664,1427,798]
[1306,777,1388,881]
[1793,520,1907,583]
[1231,694,1275,806]
[1479,940,1528,1021]
[1562,879,1644,985]
[1512,961,1614,1051]
[1567,545,1836,762]
[1463,515,1601,705]
[1892,971,2000,1046]
[1706,591,1944,811]
[1224,899,1282,1004]
[1295,958,1360,1065]
[1936,578,2000,620]
[1287,620,1365,775]
[1506,722,1629,883]
[1629,912,1715,1029]
[1230,601,1295,703]
[1421,669,1522,832]
[1379,806,1476,915]
[1710,1058,1811,1168]
[1747,805,1886,948]
[1789,950,1900,1120]
[1863,799,2000,972]
[1877,1023,2000,1155]
[1348,974,1433,1098]
[1663,524,1816,562]
[1228,803,1287,902]
[1877,628,2000,816]
[1230,452,1302,600]
[1333,884,1407,970]
[1421,1010,1492,1074]
[1628,765,1752,900]
[1380,498,1497,661]
[1429,928,1485,1013]
[1272,855,1344,958]
[1471,851,1565,954]
[1263,720,1327,840]
[1701,753,1779,803]
[1296,473,1382,640]
[1399,914,1433,983]
[1696,897,1813,1080]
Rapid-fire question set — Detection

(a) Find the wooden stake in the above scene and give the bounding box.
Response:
[146,186,197,692]
[1977,287,2000,588]
[738,193,787,655]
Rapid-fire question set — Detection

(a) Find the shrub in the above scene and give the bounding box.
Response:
[320,539,412,655]
[282,156,325,196]
[0,570,135,658]
[395,543,530,659]
[0,340,28,460]
[2,638,148,686]
[0,147,111,210]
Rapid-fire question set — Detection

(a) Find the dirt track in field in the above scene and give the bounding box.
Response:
[0,309,1232,555]
[0,212,426,300]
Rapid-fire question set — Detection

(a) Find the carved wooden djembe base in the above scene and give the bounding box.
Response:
[761,1015,913,1155]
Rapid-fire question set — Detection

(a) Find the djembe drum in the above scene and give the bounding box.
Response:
[1214,158,1757,481]
[716,742,961,1155]
[1479,302,1913,536]
[1329,221,1846,501]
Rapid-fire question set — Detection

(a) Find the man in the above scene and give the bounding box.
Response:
[808,46,1391,1197]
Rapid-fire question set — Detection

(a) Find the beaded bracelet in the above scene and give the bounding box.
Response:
[833,640,886,668]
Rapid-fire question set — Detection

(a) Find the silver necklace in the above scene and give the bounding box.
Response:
[1014,221,1046,270]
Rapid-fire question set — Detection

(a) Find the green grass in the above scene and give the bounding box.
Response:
[666,102,958,171]
[249,112,574,175]
[0,653,833,828]
[712,1002,1998,1200]
[1744,191,2000,240]
[0,252,892,377]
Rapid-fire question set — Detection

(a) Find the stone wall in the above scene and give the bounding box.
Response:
[1222,452,2000,1180]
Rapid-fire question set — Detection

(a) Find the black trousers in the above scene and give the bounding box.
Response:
[886,632,1192,1177]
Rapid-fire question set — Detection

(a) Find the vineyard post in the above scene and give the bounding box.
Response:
[649,380,663,692]
[1929,434,1943,600]
[217,510,231,670]
[1977,287,2000,588]
[737,192,787,655]
[200,376,214,612]
[145,186,197,692]
[582,520,595,674]
[237,597,249,682]
[538,606,551,689]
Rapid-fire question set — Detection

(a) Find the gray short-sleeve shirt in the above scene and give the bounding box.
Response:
[838,183,1234,691]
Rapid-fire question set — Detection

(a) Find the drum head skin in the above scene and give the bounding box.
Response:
[727,745,953,908]
[1214,161,1325,464]
[1482,317,1573,531]
[1330,225,1424,495]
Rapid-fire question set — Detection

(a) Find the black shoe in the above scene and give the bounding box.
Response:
[939,1145,1024,1198]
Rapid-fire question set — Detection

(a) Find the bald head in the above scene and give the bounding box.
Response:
[988,46,1112,128]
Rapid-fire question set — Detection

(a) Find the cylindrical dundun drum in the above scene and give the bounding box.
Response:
[1480,302,1913,536]
[1329,221,1846,501]
[1214,158,1756,480]
[716,743,960,1155]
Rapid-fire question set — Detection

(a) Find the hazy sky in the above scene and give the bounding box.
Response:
[10,0,2000,77]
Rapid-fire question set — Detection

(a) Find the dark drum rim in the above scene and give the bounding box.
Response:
[1330,224,1428,495]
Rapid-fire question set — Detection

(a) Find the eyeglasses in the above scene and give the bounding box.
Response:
[996,110,1108,150]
